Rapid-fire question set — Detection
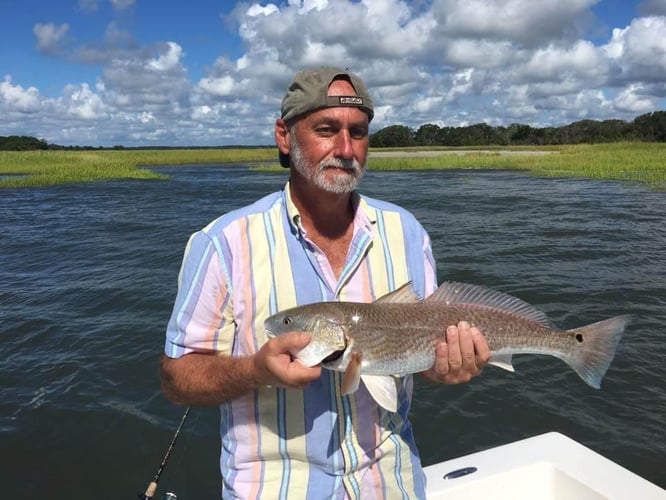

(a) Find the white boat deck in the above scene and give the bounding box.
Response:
[423,432,665,500]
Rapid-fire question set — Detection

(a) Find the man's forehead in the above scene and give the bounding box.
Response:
[327,77,356,95]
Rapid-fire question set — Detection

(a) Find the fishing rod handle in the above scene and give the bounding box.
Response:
[138,481,157,499]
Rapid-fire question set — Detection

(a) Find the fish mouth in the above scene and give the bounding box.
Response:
[322,349,345,363]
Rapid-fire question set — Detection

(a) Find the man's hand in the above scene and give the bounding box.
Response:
[421,321,490,384]
[253,331,322,389]
[160,331,321,406]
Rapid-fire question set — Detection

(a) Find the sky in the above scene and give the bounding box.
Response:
[1,0,665,147]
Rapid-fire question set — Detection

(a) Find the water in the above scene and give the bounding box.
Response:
[1,165,665,498]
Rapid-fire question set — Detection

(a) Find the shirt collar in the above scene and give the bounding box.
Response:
[282,181,376,235]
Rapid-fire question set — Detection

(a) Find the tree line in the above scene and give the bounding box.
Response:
[2,110,664,150]
[369,110,666,147]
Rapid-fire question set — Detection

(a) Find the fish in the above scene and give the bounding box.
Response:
[264,281,632,412]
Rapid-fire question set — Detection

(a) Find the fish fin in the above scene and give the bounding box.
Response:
[361,375,399,412]
[427,281,555,328]
[374,281,421,304]
[488,353,515,372]
[565,315,633,388]
[341,352,362,395]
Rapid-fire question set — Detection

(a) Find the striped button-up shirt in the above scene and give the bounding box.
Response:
[165,182,437,499]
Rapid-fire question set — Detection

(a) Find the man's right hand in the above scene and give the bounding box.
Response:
[253,331,322,389]
[160,331,321,406]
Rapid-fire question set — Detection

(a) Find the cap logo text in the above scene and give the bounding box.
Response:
[338,96,363,105]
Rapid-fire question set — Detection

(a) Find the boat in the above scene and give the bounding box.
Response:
[423,432,666,499]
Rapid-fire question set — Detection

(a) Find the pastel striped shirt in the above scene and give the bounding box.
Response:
[165,182,437,499]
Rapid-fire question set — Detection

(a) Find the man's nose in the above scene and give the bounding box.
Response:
[334,129,354,159]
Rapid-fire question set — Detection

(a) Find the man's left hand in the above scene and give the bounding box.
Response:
[421,321,490,384]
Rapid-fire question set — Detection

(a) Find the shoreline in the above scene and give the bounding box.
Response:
[369,149,556,157]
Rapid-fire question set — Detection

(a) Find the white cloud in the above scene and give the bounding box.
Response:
[638,0,666,16]
[604,16,666,83]
[614,83,657,112]
[0,75,42,113]
[198,76,236,97]
[33,23,69,55]
[4,0,666,146]
[507,40,608,99]
[110,0,135,10]
[247,3,279,16]
[444,39,517,68]
[61,83,107,119]
[191,105,218,122]
[78,0,99,13]
[148,42,184,72]
[431,0,597,46]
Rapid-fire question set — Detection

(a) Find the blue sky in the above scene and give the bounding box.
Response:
[1,0,665,147]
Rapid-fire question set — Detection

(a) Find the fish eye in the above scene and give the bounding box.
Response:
[282,316,292,326]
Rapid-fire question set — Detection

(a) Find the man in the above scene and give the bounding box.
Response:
[161,66,490,499]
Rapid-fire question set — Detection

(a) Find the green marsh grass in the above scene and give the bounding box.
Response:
[365,143,666,188]
[1,143,664,188]
[0,149,276,188]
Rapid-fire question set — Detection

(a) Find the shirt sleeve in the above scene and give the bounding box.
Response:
[422,228,438,296]
[164,230,235,358]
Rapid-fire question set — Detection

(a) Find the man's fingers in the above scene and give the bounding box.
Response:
[445,324,462,369]
[255,332,319,388]
[272,330,311,352]
[434,340,449,374]
[471,326,491,366]
[286,360,321,386]
[457,321,476,370]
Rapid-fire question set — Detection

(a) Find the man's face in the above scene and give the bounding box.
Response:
[288,79,369,194]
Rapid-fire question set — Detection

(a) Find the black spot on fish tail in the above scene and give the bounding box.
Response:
[567,314,633,388]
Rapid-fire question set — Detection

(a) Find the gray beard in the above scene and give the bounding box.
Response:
[290,137,365,194]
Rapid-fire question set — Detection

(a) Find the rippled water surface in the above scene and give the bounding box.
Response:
[1,165,665,499]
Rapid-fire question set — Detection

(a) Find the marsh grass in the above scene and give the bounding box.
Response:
[366,143,666,188]
[1,143,664,188]
[0,149,277,188]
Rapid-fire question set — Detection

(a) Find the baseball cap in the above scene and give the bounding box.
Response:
[281,66,374,123]
[278,66,374,167]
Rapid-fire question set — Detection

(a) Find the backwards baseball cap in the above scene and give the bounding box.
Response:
[278,66,374,167]
[281,66,374,123]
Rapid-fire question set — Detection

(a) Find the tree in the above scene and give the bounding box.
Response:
[414,123,440,146]
[369,125,415,147]
[634,111,666,141]
[0,135,49,150]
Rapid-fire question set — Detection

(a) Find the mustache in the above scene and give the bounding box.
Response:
[319,157,362,172]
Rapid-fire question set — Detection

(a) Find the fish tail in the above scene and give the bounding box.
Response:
[567,314,633,388]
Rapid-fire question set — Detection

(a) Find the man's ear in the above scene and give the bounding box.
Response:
[274,118,290,155]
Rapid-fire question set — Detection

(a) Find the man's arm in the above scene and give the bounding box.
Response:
[160,331,322,406]
[421,321,490,384]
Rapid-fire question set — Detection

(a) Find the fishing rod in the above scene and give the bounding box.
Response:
[138,406,191,500]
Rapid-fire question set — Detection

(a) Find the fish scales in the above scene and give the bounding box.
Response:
[322,301,582,375]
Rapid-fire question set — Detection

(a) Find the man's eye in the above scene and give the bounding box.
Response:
[351,128,368,139]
